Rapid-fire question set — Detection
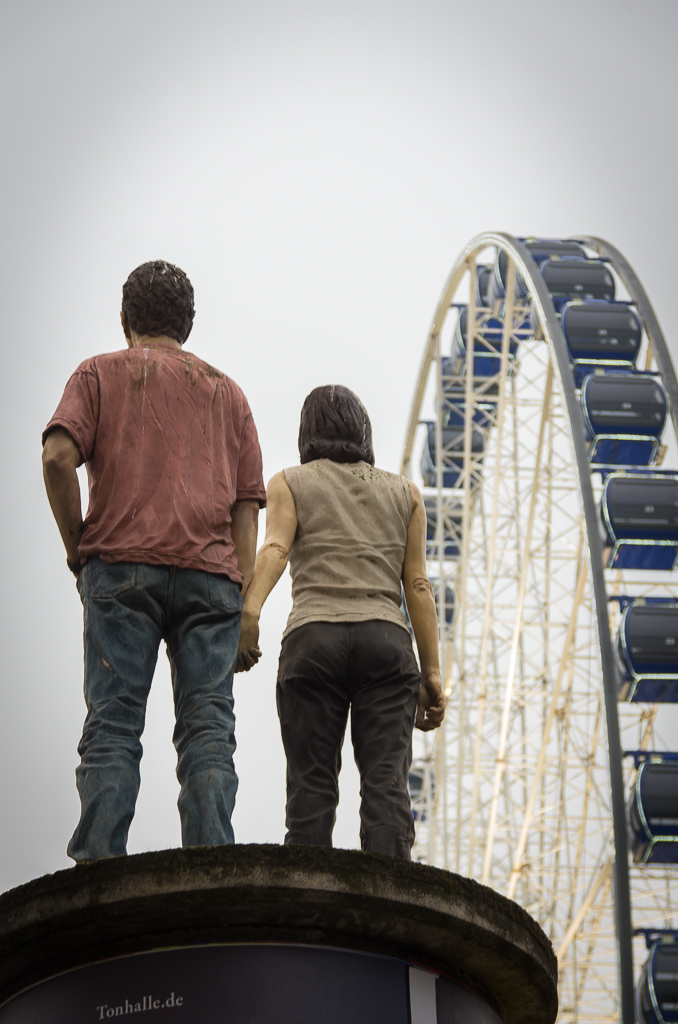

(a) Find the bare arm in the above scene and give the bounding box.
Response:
[236,472,298,673]
[42,428,84,572]
[402,481,446,731]
[230,499,260,596]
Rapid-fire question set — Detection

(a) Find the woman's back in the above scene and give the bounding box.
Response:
[283,458,412,638]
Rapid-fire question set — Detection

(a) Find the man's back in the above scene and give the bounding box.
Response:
[44,346,264,583]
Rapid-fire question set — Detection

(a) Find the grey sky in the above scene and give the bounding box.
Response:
[1,0,677,891]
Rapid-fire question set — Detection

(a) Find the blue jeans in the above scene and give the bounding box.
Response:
[68,558,242,862]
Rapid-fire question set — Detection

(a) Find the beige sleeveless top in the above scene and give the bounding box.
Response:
[282,459,413,638]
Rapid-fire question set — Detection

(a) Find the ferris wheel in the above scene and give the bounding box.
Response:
[402,233,678,1024]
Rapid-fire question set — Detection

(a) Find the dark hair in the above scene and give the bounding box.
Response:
[121,261,195,344]
[298,385,375,466]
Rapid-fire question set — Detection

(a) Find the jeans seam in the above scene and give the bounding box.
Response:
[166,566,176,621]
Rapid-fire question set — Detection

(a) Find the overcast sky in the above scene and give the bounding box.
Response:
[1,0,677,892]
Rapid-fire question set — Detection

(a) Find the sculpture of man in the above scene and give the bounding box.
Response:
[42,261,265,861]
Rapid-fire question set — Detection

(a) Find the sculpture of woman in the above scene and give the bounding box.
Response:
[237,385,445,860]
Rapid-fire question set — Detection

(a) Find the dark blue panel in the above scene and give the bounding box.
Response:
[572,361,635,388]
[425,495,461,556]
[589,437,658,467]
[627,760,678,863]
[408,766,436,822]
[562,300,640,362]
[491,239,587,306]
[608,545,678,571]
[454,307,524,380]
[600,475,678,548]
[541,260,615,310]
[627,677,678,703]
[0,945,409,1024]
[475,265,493,308]
[617,604,678,676]
[643,844,678,864]
[635,944,678,1024]
[429,579,457,626]
[581,373,667,439]
[420,424,485,490]
[439,371,495,429]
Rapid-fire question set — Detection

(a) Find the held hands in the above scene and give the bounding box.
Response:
[236,609,262,673]
[415,670,446,732]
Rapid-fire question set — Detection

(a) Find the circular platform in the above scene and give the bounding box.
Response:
[0,844,557,1024]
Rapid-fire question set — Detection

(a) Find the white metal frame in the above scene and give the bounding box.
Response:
[402,233,678,1024]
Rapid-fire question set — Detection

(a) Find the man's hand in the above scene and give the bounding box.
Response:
[236,609,262,673]
[415,670,446,731]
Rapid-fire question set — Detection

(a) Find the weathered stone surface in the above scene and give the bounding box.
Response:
[0,844,557,1023]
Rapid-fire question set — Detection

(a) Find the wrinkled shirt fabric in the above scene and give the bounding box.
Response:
[43,346,266,583]
[282,459,413,637]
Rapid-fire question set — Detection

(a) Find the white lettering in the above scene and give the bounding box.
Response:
[96,993,183,1016]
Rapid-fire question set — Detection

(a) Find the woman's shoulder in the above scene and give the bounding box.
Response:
[283,460,412,495]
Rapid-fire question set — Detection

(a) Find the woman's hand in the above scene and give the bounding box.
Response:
[236,610,262,673]
[415,670,446,731]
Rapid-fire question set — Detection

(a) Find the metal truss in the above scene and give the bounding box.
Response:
[402,233,678,1023]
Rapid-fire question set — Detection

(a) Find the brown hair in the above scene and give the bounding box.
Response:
[298,385,375,466]
[121,261,195,344]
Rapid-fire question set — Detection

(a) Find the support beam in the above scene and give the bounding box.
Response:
[507,545,587,899]
[481,362,553,885]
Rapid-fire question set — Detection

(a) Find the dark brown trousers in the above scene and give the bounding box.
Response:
[276,620,421,860]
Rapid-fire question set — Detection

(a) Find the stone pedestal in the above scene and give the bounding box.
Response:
[0,845,557,1023]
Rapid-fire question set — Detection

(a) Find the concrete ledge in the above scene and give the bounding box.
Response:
[0,844,557,1024]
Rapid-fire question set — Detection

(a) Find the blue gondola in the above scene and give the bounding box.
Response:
[420,423,486,489]
[451,307,524,379]
[409,761,436,822]
[521,237,587,264]
[439,375,495,429]
[562,299,641,386]
[599,474,678,570]
[581,373,667,466]
[541,258,615,312]
[635,941,678,1024]
[429,577,457,629]
[442,371,500,411]
[627,753,678,863]
[616,603,678,702]
[476,264,493,308]
[489,238,587,305]
[424,497,461,558]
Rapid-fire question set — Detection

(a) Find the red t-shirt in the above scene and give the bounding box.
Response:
[43,346,266,583]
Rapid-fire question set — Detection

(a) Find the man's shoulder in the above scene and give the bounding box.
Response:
[70,348,132,376]
[182,351,245,397]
